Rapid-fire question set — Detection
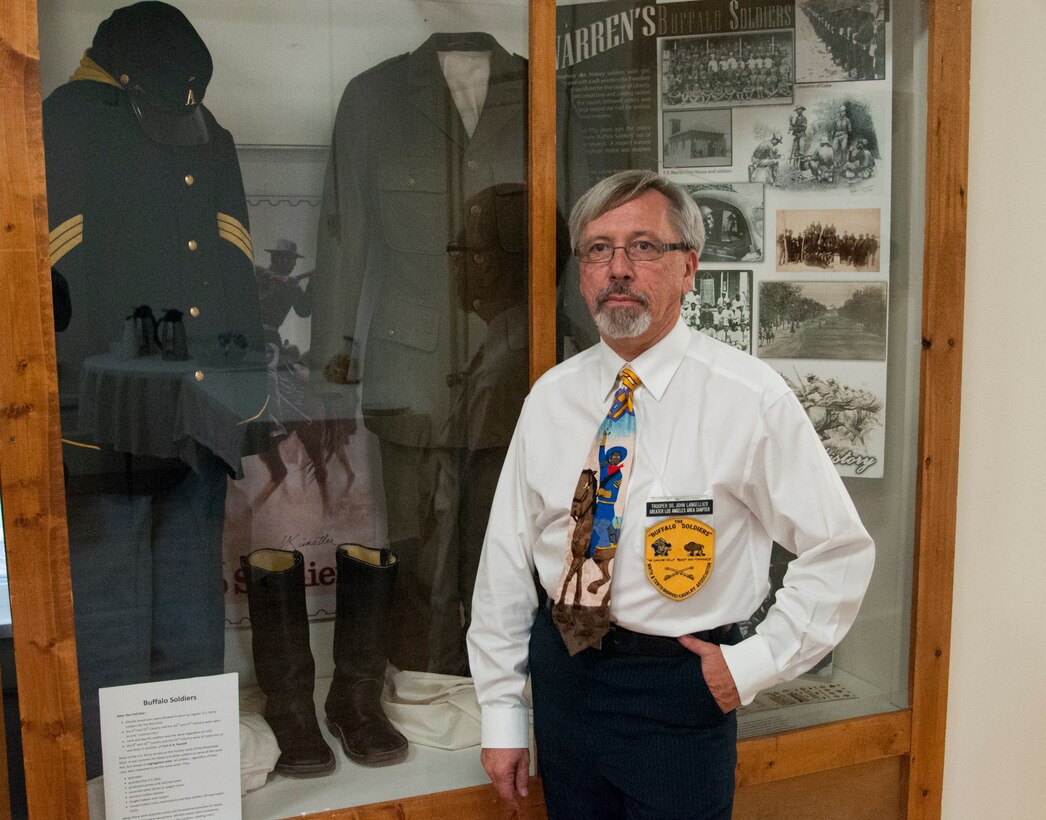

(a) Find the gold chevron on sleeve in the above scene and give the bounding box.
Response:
[217,212,253,262]
[49,214,84,266]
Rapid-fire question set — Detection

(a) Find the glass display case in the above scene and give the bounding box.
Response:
[0,1,970,818]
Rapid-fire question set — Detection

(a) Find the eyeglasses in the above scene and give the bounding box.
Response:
[575,239,691,264]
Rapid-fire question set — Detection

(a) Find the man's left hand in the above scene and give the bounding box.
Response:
[677,635,741,713]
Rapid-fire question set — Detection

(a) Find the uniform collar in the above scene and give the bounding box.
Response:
[597,318,690,402]
[69,52,121,88]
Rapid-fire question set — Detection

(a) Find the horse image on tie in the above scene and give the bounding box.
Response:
[552,368,640,655]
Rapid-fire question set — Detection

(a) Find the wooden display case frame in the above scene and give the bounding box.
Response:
[0,1,969,817]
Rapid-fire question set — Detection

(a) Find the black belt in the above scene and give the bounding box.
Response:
[600,621,734,657]
[541,596,733,657]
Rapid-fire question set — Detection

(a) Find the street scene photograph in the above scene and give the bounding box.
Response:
[758,279,887,360]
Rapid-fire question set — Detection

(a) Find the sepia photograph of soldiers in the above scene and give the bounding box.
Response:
[681,270,753,353]
[660,31,794,109]
[776,208,880,272]
[758,280,887,360]
[796,0,887,83]
[662,109,732,169]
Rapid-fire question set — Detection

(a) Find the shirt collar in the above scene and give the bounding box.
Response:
[597,318,690,402]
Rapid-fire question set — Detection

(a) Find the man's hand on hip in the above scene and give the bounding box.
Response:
[481,747,530,808]
[678,635,741,713]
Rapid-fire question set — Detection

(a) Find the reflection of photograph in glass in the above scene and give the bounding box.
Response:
[686,183,764,263]
[662,109,731,169]
[776,207,880,272]
[660,31,794,110]
[758,280,887,360]
[681,269,752,354]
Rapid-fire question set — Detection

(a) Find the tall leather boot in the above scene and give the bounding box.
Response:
[325,543,408,764]
[242,548,335,776]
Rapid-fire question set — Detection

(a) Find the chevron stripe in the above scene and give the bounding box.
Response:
[217,213,253,254]
[219,228,253,262]
[49,214,84,266]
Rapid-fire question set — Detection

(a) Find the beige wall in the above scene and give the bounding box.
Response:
[944,1,1046,816]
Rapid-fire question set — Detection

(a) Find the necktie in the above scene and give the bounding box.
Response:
[552,366,641,655]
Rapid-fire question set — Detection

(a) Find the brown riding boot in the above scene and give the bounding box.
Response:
[242,548,335,776]
[325,543,408,764]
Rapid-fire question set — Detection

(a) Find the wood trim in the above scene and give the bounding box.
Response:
[528,0,558,384]
[0,0,90,817]
[907,2,972,817]
[296,780,548,819]
[736,711,911,788]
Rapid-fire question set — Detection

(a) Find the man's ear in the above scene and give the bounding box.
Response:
[683,249,699,293]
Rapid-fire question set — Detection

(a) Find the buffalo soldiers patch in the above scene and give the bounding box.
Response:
[644,517,715,600]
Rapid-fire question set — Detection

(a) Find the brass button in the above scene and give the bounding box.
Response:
[189,306,200,318]
[185,174,195,186]
[472,298,482,310]
[187,239,198,251]
[194,370,205,382]
[470,204,482,216]
[467,160,479,171]
[119,73,130,85]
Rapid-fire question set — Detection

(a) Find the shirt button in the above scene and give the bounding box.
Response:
[194,370,205,382]
[187,240,198,251]
[472,298,482,310]
[467,160,479,171]
[407,177,416,187]
[189,306,200,318]
[470,204,482,216]
[472,253,485,264]
[185,174,195,186]
[119,73,130,85]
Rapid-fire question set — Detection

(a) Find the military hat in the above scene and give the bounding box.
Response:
[89,2,213,145]
[266,239,304,258]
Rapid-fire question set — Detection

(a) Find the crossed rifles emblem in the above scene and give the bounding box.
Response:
[663,565,695,581]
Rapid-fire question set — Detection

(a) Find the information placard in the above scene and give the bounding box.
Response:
[99,673,241,820]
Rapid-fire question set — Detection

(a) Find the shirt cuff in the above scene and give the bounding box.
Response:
[481,705,531,749]
[720,634,779,706]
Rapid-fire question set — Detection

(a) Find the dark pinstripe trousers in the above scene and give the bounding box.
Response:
[529,605,737,819]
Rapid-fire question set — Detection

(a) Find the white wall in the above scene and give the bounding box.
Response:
[943,1,1046,816]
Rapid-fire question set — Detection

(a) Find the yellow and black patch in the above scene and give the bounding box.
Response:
[644,516,715,600]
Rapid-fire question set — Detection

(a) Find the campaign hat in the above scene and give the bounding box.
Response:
[266,239,304,258]
[89,2,212,145]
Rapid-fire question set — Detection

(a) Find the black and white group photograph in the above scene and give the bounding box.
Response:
[749,95,882,190]
[660,31,794,109]
[687,183,765,263]
[776,363,885,477]
[681,269,753,353]
[776,208,880,271]
[758,280,887,360]
[662,109,732,168]
[796,0,888,84]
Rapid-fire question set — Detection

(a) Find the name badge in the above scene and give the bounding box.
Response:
[644,517,715,601]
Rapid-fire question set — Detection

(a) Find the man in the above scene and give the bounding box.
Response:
[749,132,782,185]
[832,105,853,171]
[468,170,874,818]
[255,238,310,344]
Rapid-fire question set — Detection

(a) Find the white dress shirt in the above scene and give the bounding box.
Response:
[466,319,874,748]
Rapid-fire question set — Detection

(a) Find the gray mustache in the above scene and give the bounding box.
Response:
[595,283,650,309]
